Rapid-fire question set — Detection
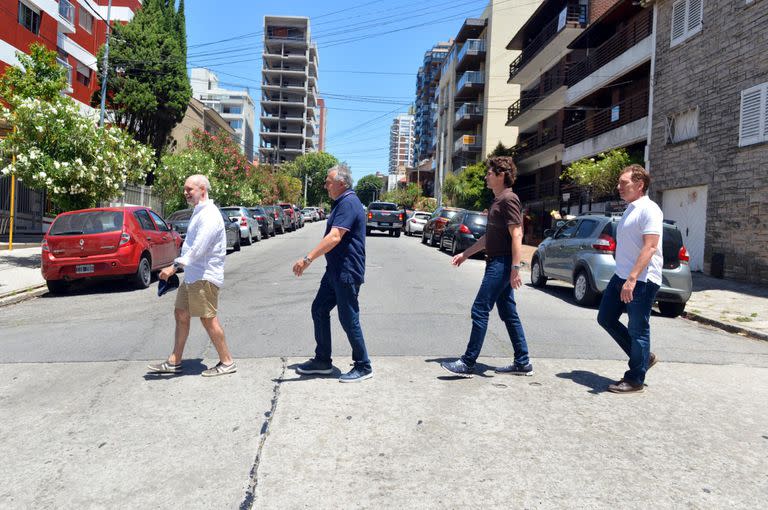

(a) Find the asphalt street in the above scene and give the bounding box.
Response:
[2,221,767,508]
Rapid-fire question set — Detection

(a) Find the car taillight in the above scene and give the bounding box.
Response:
[459,224,471,234]
[257,216,265,221]
[368,212,373,220]
[679,246,690,264]
[399,213,404,221]
[592,234,616,252]
[41,239,49,252]
[240,217,247,227]
[274,212,279,219]
[119,232,131,246]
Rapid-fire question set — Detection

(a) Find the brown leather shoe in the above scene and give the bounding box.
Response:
[608,380,645,393]
[648,352,658,370]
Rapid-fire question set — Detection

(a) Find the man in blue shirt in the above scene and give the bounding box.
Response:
[292,164,372,382]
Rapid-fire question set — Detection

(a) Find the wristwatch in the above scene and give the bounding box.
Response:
[172,261,181,270]
[511,264,521,270]
[303,255,312,265]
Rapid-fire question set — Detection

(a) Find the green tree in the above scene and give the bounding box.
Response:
[99,0,191,162]
[281,152,339,206]
[488,141,514,158]
[560,149,634,199]
[382,183,423,208]
[0,43,66,106]
[276,173,302,204]
[156,149,215,213]
[355,174,384,205]
[442,162,492,210]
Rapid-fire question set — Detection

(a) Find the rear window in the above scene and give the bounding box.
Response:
[465,213,487,226]
[605,221,684,268]
[50,211,123,236]
[167,209,192,221]
[250,208,266,215]
[369,203,398,211]
[415,213,431,220]
[441,210,460,219]
[221,207,242,215]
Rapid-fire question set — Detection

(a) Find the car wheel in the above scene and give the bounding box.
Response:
[242,231,252,245]
[658,301,686,318]
[132,255,152,289]
[573,270,598,306]
[366,227,372,236]
[255,228,262,242]
[427,230,434,246]
[530,257,547,287]
[233,235,241,252]
[421,231,428,244]
[46,280,69,294]
[395,230,400,238]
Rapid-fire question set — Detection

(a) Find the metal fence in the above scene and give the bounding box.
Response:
[107,184,164,216]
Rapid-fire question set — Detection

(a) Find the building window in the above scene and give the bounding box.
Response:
[739,83,767,147]
[671,0,703,47]
[666,107,699,144]
[229,119,243,130]
[76,61,91,87]
[223,106,242,115]
[79,7,94,33]
[18,1,41,35]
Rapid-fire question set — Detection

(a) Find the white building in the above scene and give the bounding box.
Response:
[388,114,415,174]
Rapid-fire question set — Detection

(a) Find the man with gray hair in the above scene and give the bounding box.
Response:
[148,174,236,377]
[292,164,372,382]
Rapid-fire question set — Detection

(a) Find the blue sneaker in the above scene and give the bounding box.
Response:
[295,358,333,375]
[339,365,373,383]
[494,362,534,376]
[440,359,475,378]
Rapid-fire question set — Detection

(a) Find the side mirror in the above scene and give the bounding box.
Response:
[555,220,565,228]
[230,218,238,223]
[544,229,554,238]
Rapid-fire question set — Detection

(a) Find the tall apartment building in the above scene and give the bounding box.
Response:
[191,68,256,161]
[259,16,319,165]
[317,97,326,152]
[433,0,540,206]
[389,113,414,175]
[1,0,141,112]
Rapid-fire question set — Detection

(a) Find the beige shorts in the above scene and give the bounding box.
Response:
[175,280,219,318]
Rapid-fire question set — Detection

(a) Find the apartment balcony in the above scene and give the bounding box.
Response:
[455,71,485,100]
[260,112,305,124]
[265,28,308,48]
[57,0,76,33]
[513,127,563,172]
[261,93,305,105]
[506,60,568,131]
[261,83,307,95]
[507,4,587,87]
[563,93,649,163]
[455,39,486,73]
[262,66,306,78]
[454,103,483,130]
[260,129,304,139]
[56,57,73,93]
[567,10,653,105]
[262,51,308,64]
[453,134,483,154]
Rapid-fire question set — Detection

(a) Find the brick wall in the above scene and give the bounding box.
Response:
[649,0,768,283]
[589,0,621,23]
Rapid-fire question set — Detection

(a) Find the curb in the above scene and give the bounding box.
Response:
[0,284,47,308]
[682,311,768,342]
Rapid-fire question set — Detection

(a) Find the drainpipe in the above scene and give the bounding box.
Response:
[645,4,658,172]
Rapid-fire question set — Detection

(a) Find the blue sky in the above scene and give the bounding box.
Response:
[184,0,494,183]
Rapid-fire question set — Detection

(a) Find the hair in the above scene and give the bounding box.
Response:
[187,174,211,193]
[328,163,353,189]
[486,156,517,187]
[621,164,651,193]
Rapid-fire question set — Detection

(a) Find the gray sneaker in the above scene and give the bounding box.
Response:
[147,361,182,374]
[201,361,237,377]
[494,362,534,376]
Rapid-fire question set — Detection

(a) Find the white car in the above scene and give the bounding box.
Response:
[302,208,319,222]
[404,211,431,236]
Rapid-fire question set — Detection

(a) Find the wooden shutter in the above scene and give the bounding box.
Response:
[687,0,703,32]
[671,0,687,43]
[739,85,765,147]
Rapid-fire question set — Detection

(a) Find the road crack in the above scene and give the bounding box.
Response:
[239,356,287,510]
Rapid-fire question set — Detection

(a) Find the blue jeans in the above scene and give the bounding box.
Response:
[597,274,660,385]
[311,272,371,369]
[461,256,530,367]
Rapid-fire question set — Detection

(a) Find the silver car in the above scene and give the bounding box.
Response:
[220,206,262,245]
[530,213,692,317]
[404,211,431,236]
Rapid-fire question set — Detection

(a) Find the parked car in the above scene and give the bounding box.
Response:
[421,207,464,247]
[530,213,692,316]
[302,207,319,222]
[404,211,431,236]
[278,202,297,231]
[366,201,404,237]
[314,207,326,220]
[166,208,240,252]
[265,205,288,234]
[221,206,261,245]
[41,207,183,293]
[294,205,305,228]
[439,210,487,255]
[249,206,274,237]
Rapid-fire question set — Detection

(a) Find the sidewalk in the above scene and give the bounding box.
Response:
[2,243,767,340]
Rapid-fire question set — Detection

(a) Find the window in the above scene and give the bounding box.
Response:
[739,82,768,147]
[148,210,171,232]
[18,1,40,35]
[223,106,242,114]
[134,210,157,231]
[575,220,598,239]
[671,0,703,46]
[79,7,93,33]
[229,119,243,130]
[555,220,579,239]
[76,61,91,87]
[666,107,699,144]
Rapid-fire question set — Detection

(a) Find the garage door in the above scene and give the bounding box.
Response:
[662,185,707,272]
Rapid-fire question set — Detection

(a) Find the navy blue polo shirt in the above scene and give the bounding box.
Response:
[324,189,366,284]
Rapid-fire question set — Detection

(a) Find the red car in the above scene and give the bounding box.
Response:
[42,206,182,294]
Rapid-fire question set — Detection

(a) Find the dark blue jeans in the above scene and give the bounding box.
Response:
[311,272,371,369]
[597,274,660,385]
[461,256,530,367]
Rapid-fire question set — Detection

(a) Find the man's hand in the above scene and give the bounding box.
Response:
[510,268,522,289]
[292,258,310,277]
[159,265,176,281]
[621,277,636,303]
[451,253,466,267]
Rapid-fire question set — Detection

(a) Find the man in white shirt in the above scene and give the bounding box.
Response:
[597,164,663,394]
[147,174,236,377]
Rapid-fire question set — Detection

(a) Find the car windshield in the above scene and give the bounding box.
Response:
[369,203,398,211]
[167,210,192,221]
[50,211,123,236]
[441,210,460,219]
[466,213,487,225]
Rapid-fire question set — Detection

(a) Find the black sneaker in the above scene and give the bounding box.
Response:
[440,359,475,378]
[494,362,534,376]
[295,358,333,375]
[339,365,373,383]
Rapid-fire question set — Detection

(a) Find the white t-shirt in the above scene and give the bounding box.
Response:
[615,195,663,285]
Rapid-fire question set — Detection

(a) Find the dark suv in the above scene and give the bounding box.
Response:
[530,213,692,316]
[421,207,464,247]
[439,210,487,255]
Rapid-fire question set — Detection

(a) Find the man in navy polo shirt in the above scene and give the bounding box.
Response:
[292,164,372,382]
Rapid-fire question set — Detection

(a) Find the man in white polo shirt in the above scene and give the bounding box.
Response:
[597,164,663,394]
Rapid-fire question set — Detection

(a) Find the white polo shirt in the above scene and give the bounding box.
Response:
[615,195,663,285]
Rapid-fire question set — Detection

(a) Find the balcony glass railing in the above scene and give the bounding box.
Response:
[59,0,75,24]
[455,103,483,123]
[457,39,486,62]
[453,134,482,153]
[456,71,484,93]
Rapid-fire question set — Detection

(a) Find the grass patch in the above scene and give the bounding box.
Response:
[750,312,758,318]
[734,316,753,323]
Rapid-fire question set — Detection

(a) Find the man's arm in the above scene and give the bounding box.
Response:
[508,223,523,289]
[450,235,486,267]
[292,227,347,277]
[620,233,660,303]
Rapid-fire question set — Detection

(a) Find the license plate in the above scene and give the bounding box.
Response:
[75,264,95,274]
[380,222,391,226]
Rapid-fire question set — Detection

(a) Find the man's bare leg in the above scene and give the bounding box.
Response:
[200,316,233,365]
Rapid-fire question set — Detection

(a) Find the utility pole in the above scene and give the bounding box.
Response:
[303,173,308,207]
[99,0,114,127]
[8,126,17,250]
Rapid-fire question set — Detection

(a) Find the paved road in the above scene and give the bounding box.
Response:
[2,221,767,508]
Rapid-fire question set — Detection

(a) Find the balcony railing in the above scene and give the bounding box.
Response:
[456,71,484,93]
[513,126,561,161]
[59,0,75,25]
[56,57,72,90]
[454,134,482,153]
[456,39,486,63]
[564,93,649,147]
[567,10,653,87]
[455,103,483,123]
[507,61,568,123]
[508,4,587,82]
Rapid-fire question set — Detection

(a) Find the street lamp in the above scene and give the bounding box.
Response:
[303,174,312,207]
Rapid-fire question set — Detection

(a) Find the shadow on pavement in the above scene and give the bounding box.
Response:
[424,357,495,379]
[556,370,614,394]
[274,363,343,382]
[40,277,157,297]
[143,358,207,380]
[0,254,41,268]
